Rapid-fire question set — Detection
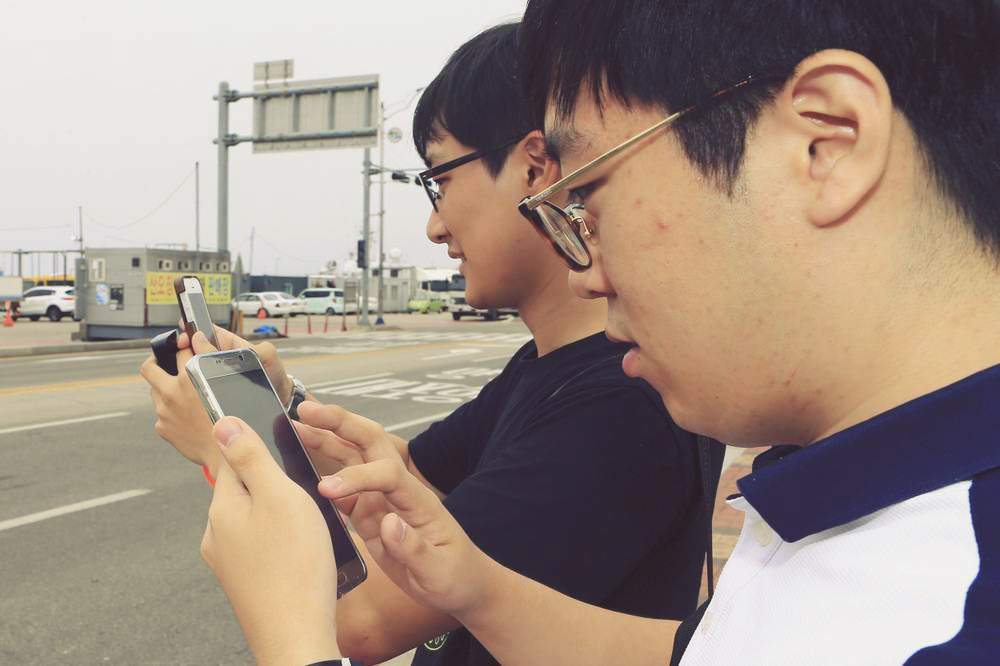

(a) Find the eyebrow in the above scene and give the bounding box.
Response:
[544,124,588,164]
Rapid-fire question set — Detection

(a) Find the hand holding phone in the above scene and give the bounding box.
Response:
[174,276,220,348]
[186,348,367,597]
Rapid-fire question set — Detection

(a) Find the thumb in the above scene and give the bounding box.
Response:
[192,330,219,355]
[378,512,449,597]
[212,417,281,495]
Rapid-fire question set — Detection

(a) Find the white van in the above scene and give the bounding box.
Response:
[298,288,351,315]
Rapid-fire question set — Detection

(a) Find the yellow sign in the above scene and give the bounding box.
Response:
[145,272,232,305]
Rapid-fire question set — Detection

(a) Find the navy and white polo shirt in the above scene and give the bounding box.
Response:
[677,363,1000,665]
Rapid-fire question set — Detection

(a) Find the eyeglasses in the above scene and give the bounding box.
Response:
[416,136,524,211]
[518,74,782,271]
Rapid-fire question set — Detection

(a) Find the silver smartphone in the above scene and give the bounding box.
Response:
[185,348,367,597]
[174,276,220,348]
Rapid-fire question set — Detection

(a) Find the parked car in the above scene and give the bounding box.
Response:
[298,288,349,315]
[408,296,445,314]
[235,292,302,318]
[16,286,75,321]
[449,294,516,321]
[278,292,306,316]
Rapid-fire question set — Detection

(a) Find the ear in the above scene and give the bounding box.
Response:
[518,130,561,193]
[777,50,893,227]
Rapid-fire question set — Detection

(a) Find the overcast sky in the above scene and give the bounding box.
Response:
[0,0,527,277]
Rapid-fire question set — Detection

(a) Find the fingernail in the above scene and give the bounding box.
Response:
[322,476,345,494]
[215,418,242,448]
[394,514,407,543]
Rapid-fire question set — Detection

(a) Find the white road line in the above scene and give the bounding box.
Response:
[385,411,456,433]
[0,412,131,436]
[37,352,149,364]
[308,373,393,390]
[474,353,517,363]
[0,489,151,533]
[422,348,482,361]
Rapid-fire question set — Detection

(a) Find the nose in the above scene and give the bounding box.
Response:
[568,243,613,300]
[426,209,449,244]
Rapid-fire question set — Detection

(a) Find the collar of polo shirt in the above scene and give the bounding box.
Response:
[735,363,1000,543]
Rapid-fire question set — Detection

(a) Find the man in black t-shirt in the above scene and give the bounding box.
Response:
[142,20,721,666]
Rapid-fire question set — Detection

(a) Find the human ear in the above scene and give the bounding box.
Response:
[777,50,893,226]
[520,130,561,192]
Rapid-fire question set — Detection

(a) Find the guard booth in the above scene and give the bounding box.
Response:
[74,248,233,341]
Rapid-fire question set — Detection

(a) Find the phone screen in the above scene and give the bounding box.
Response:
[204,367,363,585]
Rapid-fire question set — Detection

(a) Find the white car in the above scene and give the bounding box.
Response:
[17,286,75,321]
[235,292,303,318]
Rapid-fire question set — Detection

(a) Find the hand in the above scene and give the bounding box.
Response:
[202,416,341,665]
[178,324,293,404]
[318,452,498,621]
[140,332,220,473]
[294,401,409,477]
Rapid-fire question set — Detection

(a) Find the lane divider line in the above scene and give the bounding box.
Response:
[0,412,131,436]
[0,489,151,533]
[307,373,394,390]
[385,411,456,433]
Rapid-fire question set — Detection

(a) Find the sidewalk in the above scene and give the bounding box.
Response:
[0,312,511,358]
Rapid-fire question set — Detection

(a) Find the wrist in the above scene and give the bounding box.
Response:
[255,632,341,666]
[455,549,508,631]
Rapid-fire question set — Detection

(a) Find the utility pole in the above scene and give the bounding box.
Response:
[376,103,386,325]
[77,206,83,254]
[249,226,255,275]
[360,147,372,327]
[195,161,201,252]
[217,82,230,252]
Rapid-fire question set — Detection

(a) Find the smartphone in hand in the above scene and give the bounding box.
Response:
[174,276,220,348]
[185,348,368,597]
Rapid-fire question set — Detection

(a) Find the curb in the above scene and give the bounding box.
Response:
[0,325,405,359]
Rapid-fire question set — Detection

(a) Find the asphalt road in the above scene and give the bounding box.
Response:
[0,318,531,665]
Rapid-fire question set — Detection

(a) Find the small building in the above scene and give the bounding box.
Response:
[74,247,232,340]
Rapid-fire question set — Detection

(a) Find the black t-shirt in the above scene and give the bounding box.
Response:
[408,332,722,666]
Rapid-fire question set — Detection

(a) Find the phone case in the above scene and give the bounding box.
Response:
[150,329,179,376]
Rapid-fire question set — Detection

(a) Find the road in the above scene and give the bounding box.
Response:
[0,318,531,665]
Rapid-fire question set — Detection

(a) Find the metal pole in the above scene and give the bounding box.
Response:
[375,103,386,325]
[360,147,372,327]
[217,82,230,252]
[77,206,83,254]
[195,161,201,252]
[249,226,255,275]
[16,250,22,277]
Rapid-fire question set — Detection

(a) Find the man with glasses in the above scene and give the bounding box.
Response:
[143,21,722,666]
[183,1,998,663]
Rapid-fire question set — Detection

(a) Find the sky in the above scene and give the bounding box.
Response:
[0,0,527,277]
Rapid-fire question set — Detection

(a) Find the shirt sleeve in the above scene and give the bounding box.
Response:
[441,383,695,607]
[407,371,509,494]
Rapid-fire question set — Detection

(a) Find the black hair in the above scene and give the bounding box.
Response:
[521,0,1000,255]
[413,22,537,178]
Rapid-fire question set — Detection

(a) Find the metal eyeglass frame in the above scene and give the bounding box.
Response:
[416,136,524,211]
[517,74,783,271]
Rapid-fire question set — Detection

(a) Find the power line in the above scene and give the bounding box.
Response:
[84,166,197,231]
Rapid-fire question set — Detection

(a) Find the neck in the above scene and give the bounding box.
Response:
[812,262,1000,443]
[516,267,607,356]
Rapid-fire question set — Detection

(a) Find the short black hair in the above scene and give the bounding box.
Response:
[413,22,537,178]
[521,0,1000,255]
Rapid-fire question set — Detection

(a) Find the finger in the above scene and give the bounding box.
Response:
[213,325,249,351]
[212,417,282,496]
[318,459,441,524]
[191,331,220,355]
[140,355,171,390]
[377,512,448,595]
[297,402,397,460]
[293,421,362,464]
[177,330,191,350]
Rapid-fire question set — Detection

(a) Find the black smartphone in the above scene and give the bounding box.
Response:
[185,348,367,597]
[150,329,179,375]
[174,276,220,348]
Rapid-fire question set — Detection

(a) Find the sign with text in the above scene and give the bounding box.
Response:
[146,272,232,305]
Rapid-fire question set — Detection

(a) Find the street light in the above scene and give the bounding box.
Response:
[375,86,425,326]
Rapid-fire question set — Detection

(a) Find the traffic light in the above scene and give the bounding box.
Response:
[357,239,367,269]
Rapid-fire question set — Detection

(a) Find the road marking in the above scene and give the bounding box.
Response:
[0,489,151,533]
[474,353,517,363]
[307,373,393,390]
[37,352,149,365]
[0,412,131,436]
[385,411,455,433]
[422,348,482,361]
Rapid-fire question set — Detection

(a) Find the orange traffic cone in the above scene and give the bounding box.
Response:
[307,314,312,335]
[3,301,13,328]
[257,307,267,320]
[283,314,289,337]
